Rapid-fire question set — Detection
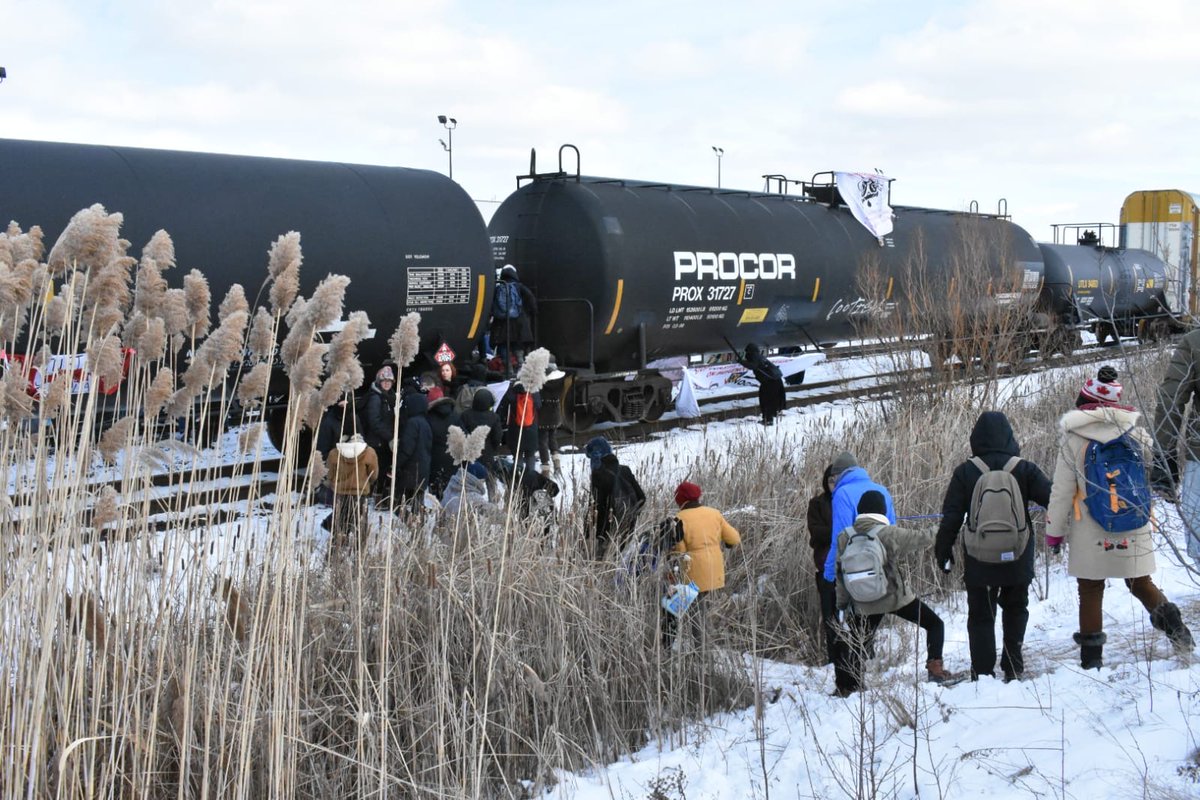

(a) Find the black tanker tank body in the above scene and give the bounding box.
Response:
[1037,241,1173,342]
[489,172,1045,425]
[0,138,493,372]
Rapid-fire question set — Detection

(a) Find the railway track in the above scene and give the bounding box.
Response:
[28,337,1167,536]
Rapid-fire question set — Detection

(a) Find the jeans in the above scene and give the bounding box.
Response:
[1180,460,1200,563]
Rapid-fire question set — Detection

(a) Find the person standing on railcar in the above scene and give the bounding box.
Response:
[489,265,537,375]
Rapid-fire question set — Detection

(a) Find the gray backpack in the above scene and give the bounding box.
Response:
[964,456,1028,563]
[839,524,889,603]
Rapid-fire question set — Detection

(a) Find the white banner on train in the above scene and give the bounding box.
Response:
[835,171,894,243]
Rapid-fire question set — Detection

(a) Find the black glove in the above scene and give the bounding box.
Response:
[936,551,954,574]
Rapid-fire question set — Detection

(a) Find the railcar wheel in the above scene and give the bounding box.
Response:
[558,375,597,433]
[264,406,314,460]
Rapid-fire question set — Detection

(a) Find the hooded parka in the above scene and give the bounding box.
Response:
[1046,405,1155,580]
[936,412,1052,586]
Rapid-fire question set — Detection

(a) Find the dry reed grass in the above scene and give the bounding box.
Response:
[0,204,1179,797]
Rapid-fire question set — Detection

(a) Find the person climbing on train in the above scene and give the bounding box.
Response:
[489,264,537,375]
[833,491,952,694]
[736,341,787,425]
[1047,366,1195,669]
[934,411,1052,681]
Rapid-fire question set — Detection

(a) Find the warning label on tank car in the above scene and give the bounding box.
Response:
[406,266,472,307]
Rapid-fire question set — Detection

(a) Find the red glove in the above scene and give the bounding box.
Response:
[1046,535,1064,555]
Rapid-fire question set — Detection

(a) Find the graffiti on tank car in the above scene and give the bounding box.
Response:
[673,251,797,281]
[825,296,895,321]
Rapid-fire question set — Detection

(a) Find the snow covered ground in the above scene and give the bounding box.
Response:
[21,345,1199,799]
[537,357,1200,800]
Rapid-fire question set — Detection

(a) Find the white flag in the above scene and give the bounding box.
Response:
[835,172,893,243]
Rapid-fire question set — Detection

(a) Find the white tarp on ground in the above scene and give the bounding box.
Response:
[835,171,894,243]
[674,353,825,418]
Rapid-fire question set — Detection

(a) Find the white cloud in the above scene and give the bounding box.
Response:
[836,80,950,117]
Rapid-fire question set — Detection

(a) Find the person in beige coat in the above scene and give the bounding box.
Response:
[325,434,380,551]
[1046,367,1194,669]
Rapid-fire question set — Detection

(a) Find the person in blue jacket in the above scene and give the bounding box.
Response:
[822,451,896,582]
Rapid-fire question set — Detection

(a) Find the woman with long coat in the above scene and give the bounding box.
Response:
[1046,367,1194,669]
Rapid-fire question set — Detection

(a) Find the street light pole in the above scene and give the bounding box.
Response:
[438,115,457,179]
[712,146,724,188]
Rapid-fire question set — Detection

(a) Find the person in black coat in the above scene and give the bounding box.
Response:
[584,436,646,559]
[498,381,540,478]
[426,395,461,499]
[489,265,538,373]
[737,342,786,425]
[935,411,1052,681]
[361,365,397,492]
[460,387,504,492]
[806,463,838,665]
[395,391,433,511]
[315,396,356,461]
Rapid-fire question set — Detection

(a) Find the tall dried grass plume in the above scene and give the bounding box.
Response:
[389,312,421,369]
[183,269,212,339]
[448,424,489,465]
[516,347,552,394]
[142,230,176,270]
[236,362,272,408]
[217,283,249,322]
[247,306,275,361]
[317,310,369,408]
[134,258,167,317]
[144,368,175,419]
[87,333,125,389]
[47,204,124,275]
[99,415,137,465]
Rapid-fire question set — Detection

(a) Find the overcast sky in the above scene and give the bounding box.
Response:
[2,0,1199,241]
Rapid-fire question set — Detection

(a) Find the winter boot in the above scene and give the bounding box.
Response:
[1073,631,1106,669]
[540,463,552,479]
[552,454,562,475]
[1150,602,1196,655]
[926,658,953,683]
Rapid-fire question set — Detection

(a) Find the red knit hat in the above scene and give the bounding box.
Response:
[674,481,702,507]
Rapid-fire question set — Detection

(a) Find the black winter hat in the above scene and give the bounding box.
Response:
[857,490,887,516]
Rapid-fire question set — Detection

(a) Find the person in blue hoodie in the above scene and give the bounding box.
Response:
[822,451,896,583]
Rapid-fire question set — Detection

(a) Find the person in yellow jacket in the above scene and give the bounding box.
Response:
[666,481,741,650]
